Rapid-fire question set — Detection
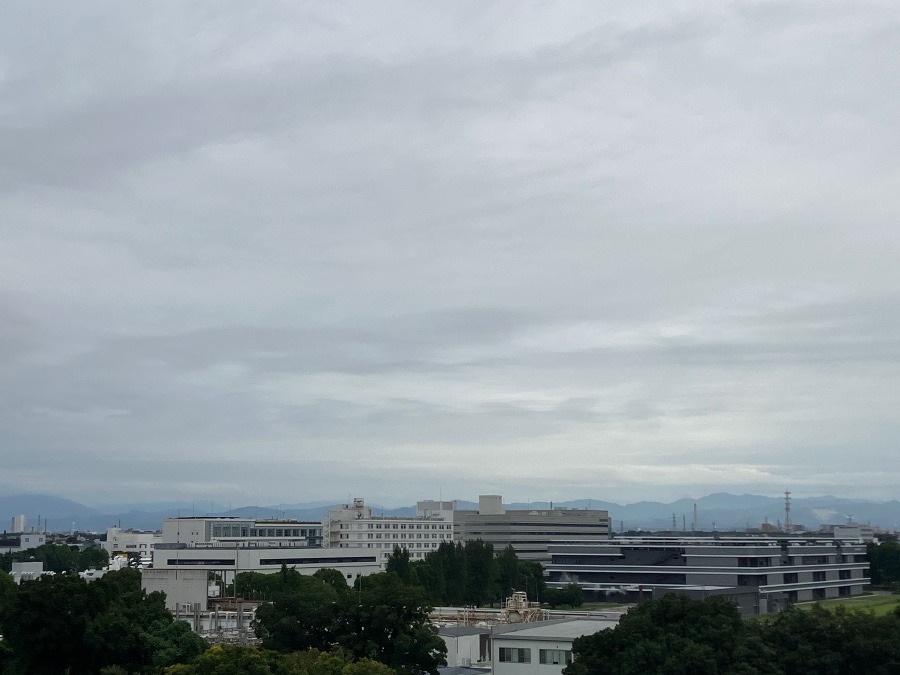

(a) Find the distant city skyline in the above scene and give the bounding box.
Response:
[1,2,898,505]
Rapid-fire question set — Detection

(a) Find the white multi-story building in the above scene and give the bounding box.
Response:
[103,527,162,557]
[10,515,25,533]
[144,546,381,611]
[145,515,353,611]
[160,516,323,548]
[326,498,454,562]
[0,532,46,555]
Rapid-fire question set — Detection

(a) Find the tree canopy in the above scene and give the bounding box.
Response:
[0,567,206,674]
[389,541,545,607]
[251,568,446,675]
[867,541,900,588]
[0,542,109,574]
[565,594,900,675]
[164,645,397,675]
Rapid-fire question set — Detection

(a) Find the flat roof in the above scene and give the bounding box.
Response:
[438,625,492,637]
[495,619,617,641]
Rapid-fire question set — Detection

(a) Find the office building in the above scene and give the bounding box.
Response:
[103,527,162,557]
[144,545,380,611]
[161,516,323,548]
[326,498,454,562]
[491,618,618,675]
[453,495,611,563]
[546,535,869,614]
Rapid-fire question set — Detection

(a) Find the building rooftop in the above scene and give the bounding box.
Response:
[494,618,616,641]
[437,625,492,637]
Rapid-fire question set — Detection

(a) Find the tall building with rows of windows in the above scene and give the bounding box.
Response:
[546,535,869,614]
[454,495,612,564]
[325,498,454,562]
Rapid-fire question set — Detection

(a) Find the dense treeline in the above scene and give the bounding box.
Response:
[0,565,435,674]
[0,542,109,574]
[237,566,446,675]
[565,594,900,675]
[165,645,396,674]
[0,568,205,674]
[867,540,900,588]
[385,541,547,607]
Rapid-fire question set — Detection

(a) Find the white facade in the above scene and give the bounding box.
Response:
[491,619,616,675]
[0,533,46,555]
[144,546,382,611]
[104,527,162,556]
[142,568,211,611]
[438,626,490,668]
[10,515,25,533]
[161,516,323,548]
[10,561,44,583]
[325,498,454,562]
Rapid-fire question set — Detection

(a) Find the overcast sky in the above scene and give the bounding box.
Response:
[1,1,898,508]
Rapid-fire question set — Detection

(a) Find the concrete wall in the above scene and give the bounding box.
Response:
[492,637,573,675]
[142,568,210,611]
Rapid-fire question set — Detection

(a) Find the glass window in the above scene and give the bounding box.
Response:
[540,649,572,665]
[498,648,531,663]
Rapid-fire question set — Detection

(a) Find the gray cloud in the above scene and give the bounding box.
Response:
[1,1,898,506]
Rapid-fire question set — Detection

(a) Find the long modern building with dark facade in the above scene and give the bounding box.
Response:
[546,536,869,614]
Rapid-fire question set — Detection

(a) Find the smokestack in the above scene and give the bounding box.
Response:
[784,491,792,532]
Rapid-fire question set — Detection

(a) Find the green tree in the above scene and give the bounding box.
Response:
[275,648,397,675]
[544,583,584,609]
[335,573,446,675]
[147,619,209,670]
[0,574,99,673]
[0,568,15,604]
[442,542,467,606]
[313,568,350,594]
[165,644,278,674]
[253,568,340,652]
[255,571,445,674]
[79,545,111,571]
[867,541,900,587]
[494,545,520,599]
[386,546,412,582]
[565,594,779,675]
[463,539,497,606]
[0,567,205,674]
[759,604,900,674]
[518,559,546,603]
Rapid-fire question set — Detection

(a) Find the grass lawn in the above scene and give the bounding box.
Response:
[794,593,900,616]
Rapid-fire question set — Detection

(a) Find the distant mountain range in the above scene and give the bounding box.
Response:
[1,492,898,534]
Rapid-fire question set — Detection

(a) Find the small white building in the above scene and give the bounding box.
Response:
[438,625,491,668]
[0,532,46,555]
[103,527,162,556]
[491,618,617,675]
[326,498,454,563]
[10,561,44,583]
[143,545,382,611]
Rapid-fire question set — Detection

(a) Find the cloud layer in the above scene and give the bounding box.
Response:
[1,1,898,506]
